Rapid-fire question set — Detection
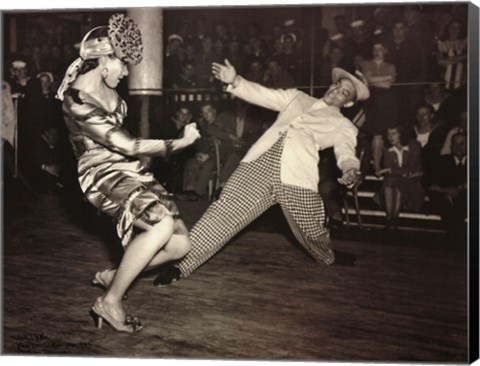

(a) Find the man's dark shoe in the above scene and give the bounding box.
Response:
[333,250,357,266]
[153,263,181,287]
[212,188,222,201]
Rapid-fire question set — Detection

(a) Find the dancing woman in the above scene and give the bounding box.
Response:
[56,13,200,333]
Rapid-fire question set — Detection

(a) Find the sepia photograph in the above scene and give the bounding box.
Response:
[1,0,479,364]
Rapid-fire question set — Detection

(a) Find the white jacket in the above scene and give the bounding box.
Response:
[228,76,359,192]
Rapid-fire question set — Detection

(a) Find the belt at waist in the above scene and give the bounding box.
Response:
[70,137,103,157]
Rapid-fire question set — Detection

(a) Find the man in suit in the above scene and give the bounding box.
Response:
[155,60,370,286]
[428,132,467,234]
[215,99,264,192]
[180,102,231,200]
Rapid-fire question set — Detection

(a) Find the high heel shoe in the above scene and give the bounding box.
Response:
[91,270,128,300]
[90,297,142,333]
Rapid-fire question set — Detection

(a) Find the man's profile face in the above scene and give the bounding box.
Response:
[323,78,356,107]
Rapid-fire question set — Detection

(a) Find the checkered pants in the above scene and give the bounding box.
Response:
[177,133,334,277]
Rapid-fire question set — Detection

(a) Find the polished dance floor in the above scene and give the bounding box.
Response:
[2,188,468,362]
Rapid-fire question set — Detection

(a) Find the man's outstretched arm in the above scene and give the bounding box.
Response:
[212,59,298,112]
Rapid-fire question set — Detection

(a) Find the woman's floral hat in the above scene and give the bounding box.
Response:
[108,13,143,65]
[57,13,143,100]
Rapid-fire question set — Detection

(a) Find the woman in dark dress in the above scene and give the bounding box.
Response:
[377,126,425,229]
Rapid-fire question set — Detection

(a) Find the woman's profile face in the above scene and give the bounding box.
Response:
[103,56,128,88]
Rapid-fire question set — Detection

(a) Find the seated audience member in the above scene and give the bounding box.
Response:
[318,45,349,86]
[36,71,56,98]
[410,103,448,187]
[437,19,467,91]
[182,41,197,66]
[25,70,64,153]
[423,81,449,125]
[164,34,185,88]
[2,80,35,195]
[360,40,398,175]
[191,17,209,52]
[427,132,467,233]
[244,36,268,69]
[377,126,425,229]
[194,37,216,87]
[154,105,195,192]
[328,33,347,53]
[173,62,198,89]
[269,36,284,60]
[440,108,467,156]
[245,59,265,84]
[216,100,263,193]
[226,39,246,74]
[214,22,230,44]
[333,14,352,39]
[262,58,295,89]
[7,60,39,148]
[180,103,230,200]
[7,60,35,95]
[213,38,227,62]
[26,126,63,193]
[385,19,424,126]
[372,7,392,36]
[403,5,436,80]
[277,33,304,85]
[346,20,372,64]
[268,23,285,52]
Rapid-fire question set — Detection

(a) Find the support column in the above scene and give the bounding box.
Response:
[127,8,163,140]
[126,8,164,169]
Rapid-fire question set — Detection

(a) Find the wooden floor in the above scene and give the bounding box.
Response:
[2,188,469,362]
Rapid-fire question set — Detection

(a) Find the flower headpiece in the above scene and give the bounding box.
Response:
[56,13,143,100]
[108,13,143,66]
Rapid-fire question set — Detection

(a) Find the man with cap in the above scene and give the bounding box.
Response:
[347,19,372,61]
[154,59,370,286]
[8,60,32,95]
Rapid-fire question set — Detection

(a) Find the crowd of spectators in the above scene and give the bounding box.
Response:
[2,3,469,233]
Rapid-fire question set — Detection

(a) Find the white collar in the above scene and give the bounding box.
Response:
[388,145,409,152]
[454,156,466,165]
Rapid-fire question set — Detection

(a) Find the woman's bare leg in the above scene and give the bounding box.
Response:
[393,189,402,220]
[96,218,191,286]
[372,135,384,174]
[98,216,176,325]
[384,187,394,220]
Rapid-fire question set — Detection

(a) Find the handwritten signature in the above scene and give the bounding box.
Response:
[13,333,93,354]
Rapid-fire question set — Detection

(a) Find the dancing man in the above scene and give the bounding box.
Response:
[155,59,370,286]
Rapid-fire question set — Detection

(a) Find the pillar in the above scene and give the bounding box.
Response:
[127,8,163,140]
[126,8,164,168]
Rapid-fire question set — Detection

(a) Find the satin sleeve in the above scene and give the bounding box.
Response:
[70,108,169,158]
